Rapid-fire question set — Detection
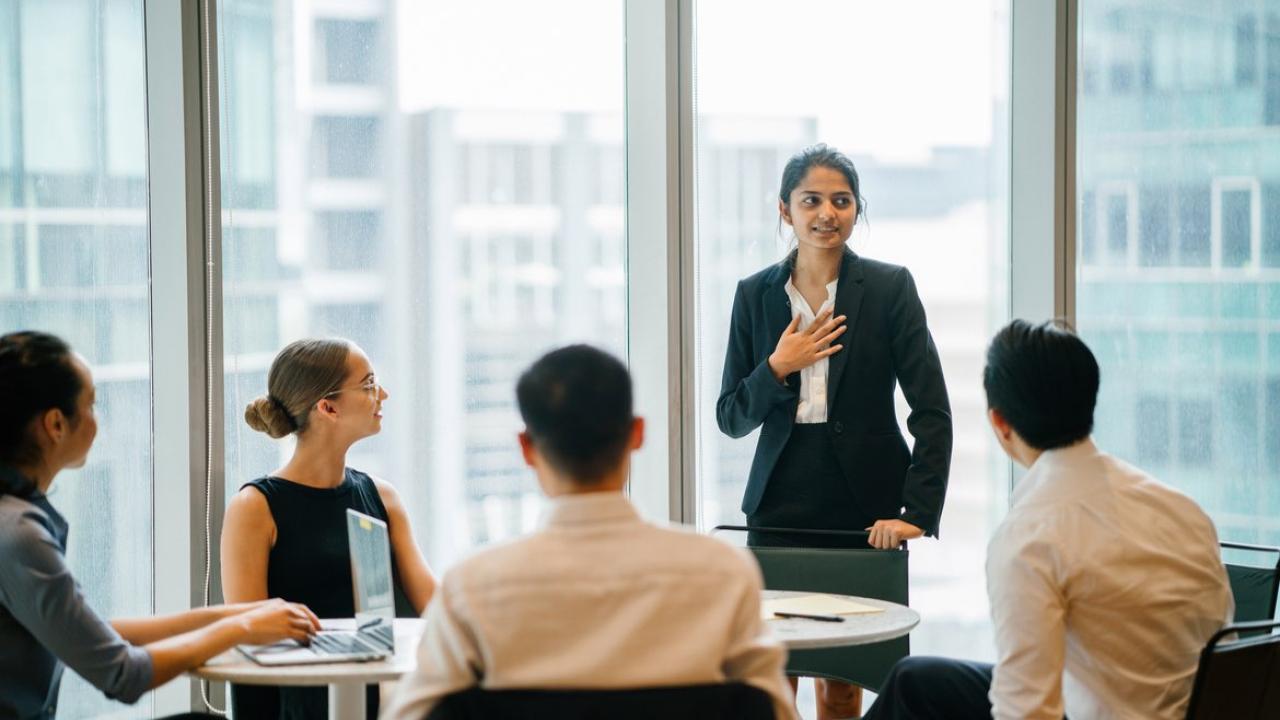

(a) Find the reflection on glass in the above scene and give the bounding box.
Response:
[218,0,626,570]
[0,0,152,717]
[693,0,1011,665]
[1077,0,1280,549]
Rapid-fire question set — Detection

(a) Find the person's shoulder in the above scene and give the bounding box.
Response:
[1108,455,1218,529]
[986,503,1065,570]
[854,254,911,285]
[359,471,402,502]
[448,533,539,575]
[0,495,60,561]
[643,522,760,576]
[434,534,542,602]
[738,260,787,293]
[239,475,279,497]
[225,482,274,523]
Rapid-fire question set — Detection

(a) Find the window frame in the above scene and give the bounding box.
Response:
[1211,176,1262,271]
[137,0,1078,712]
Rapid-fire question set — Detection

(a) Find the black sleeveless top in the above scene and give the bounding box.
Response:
[231,468,416,720]
[246,468,415,618]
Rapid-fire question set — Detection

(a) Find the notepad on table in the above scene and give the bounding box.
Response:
[762,593,883,621]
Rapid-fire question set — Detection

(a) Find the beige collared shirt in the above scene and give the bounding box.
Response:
[380,492,797,720]
[783,276,838,424]
[986,439,1233,720]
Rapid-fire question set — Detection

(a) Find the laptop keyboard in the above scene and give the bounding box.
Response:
[310,632,374,656]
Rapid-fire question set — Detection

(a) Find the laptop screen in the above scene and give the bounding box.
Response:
[346,509,395,648]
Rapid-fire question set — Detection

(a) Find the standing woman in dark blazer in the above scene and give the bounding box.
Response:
[716,144,952,719]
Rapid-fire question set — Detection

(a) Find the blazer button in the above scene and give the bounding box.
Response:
[832,421,844,435]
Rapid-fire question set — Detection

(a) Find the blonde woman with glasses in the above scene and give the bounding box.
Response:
[221,338,436,720]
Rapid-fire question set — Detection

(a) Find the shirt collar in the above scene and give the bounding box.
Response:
[1011,437,1102,508]
[783,276,839,308]
[539,491,642,529]
[0,465,69,549]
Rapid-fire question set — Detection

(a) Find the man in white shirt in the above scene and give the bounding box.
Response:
[381,345,797,720]
[863,320,1233,719]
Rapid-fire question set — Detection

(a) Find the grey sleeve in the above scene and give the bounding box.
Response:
[0,512,153,704]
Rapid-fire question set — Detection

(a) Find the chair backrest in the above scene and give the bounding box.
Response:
[1221,542,1280,629]
[423,683,775,720]
[712,525,909,691]
[1184,620,1280,720]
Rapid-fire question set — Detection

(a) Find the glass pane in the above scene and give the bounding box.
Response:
[218,0,625,569]
[0,0,152,717]
[1077,0,1280,548]
[1220,187,1252,268]
[693,0,1012,672]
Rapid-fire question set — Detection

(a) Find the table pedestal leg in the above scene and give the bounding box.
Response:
[329,681,365,720]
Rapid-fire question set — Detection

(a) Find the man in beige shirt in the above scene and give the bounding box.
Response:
[863,320,1232,720]
[381,345,797,720]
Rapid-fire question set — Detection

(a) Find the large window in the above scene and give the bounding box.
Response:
[218,0,625,569]
[692,0,1012,673]
[1077,0,1280,548]
[0,0,152,717]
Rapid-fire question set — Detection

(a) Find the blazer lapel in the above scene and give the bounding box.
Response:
[763,256,798,390]
[827,248,864,409]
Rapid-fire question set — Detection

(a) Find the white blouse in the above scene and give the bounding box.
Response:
[783,276,838,424]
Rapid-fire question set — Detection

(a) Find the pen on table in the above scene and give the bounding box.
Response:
[773,611,845,623]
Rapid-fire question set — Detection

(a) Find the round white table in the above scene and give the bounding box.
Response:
[762,590,920,650]
[192,618,424,720]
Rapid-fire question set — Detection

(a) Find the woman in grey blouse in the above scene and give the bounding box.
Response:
[0,331,322,719]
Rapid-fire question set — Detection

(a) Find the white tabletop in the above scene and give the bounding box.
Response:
[192,618,425,686]
[763,591,919,650]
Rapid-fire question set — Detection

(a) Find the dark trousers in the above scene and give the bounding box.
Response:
[861,656,994,720]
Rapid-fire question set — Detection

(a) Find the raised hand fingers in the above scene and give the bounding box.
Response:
[816,344,843,359]
[784,314,802,335]
[816,324,847,349]
[804,307,835,335]
[814,313,846,338]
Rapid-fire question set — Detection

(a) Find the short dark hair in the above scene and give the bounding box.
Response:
[516,345,634,484]
[983,320,1099,451]
[0,331,83,497]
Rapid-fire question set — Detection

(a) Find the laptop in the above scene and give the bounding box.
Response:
[239,509,396,665]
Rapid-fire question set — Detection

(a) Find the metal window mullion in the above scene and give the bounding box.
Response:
[625,0,692,524]
[1010,0,1076,324]
[144,0,224,713]
[1060,0,1078,324]
[1009,0,1078,491]
[676,0,696,525]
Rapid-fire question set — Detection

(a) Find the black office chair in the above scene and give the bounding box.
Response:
[1220,541,1280,634]
[1184,619,1280,719]
[712,525,909,692]
[423,683,775,720]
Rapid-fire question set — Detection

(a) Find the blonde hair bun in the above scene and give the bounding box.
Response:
[245,395,296,439]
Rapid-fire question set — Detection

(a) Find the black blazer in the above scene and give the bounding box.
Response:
[716,248,952,536]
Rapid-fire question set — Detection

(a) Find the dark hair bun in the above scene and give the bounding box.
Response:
[245,395,296,439]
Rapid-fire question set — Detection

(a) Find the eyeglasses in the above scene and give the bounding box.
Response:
[323,377,383,399]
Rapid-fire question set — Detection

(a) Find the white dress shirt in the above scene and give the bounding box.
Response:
[986,439,1233,720]
[783,276,838,424]
[380,492,797,720]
